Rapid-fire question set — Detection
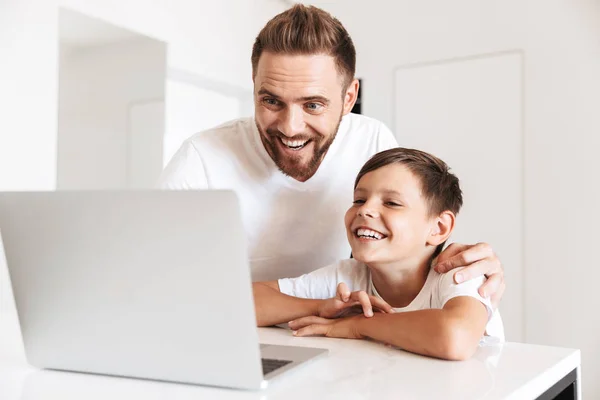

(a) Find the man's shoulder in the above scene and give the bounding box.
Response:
[343,113,388,135]
[185,117,254,148]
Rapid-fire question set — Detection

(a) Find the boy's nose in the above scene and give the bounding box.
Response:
[357,207,378,218]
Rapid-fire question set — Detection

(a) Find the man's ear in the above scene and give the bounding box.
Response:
[427,211,456,246]
[342,78,359,115]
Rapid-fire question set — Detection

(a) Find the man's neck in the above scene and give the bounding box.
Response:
[368,254,434,309]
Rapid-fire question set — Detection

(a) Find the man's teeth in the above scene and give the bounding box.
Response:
[281,138,309,149]
[356,228,385,240]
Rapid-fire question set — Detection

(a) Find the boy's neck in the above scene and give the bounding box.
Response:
[368,255,434,309]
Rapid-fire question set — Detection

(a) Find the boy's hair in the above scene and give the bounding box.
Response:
[354,147,463,258]
[251,4,356,90]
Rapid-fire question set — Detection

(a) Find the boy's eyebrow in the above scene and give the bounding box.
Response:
[354,187,406,198]
[354,187,405,200]
[257,88,330,105]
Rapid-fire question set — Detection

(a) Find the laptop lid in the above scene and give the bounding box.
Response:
[0,190,265,390]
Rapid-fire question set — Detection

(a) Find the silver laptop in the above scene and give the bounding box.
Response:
[0,190,327,390]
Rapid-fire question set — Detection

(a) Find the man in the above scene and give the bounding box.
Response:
[159,4,505,306]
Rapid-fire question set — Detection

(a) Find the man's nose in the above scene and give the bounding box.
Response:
[278,106,305,137]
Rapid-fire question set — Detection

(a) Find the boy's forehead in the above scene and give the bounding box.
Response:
[357,165,424,198]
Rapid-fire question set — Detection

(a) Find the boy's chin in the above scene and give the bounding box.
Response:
[351,252,380,264]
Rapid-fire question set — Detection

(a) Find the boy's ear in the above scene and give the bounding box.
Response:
[427,211,455,246]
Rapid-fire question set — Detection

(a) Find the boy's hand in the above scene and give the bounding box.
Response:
[317,282,394,319]
[290,315,364,339]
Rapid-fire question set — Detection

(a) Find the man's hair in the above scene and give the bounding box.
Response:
[354,147,463,258]
[251,4,356,89]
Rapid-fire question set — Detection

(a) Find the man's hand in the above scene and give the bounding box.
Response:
[317,283,394,319]
[433,242,505,309]
[289,315,364,339]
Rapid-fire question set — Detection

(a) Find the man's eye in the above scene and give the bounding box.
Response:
[263,98,279,106]
[306,103,323,111]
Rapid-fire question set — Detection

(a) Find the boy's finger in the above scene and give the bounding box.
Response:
[337,282,351,302]
[370,296,394,313]
[352,291,373,317]
[293,324,327,337]
[289,316,333,330]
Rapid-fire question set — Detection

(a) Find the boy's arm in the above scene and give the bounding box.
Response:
[253,280,395,327]
[356,297,488,360]
[292,296,488,361]
[252,281,322,327]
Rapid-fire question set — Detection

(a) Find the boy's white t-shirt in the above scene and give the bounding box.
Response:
[278,259,505,342]
[158,114,398,281]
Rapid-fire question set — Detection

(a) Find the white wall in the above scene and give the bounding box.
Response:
[58,37,166,189]
[0,0,286,313]
[309,0,600,396]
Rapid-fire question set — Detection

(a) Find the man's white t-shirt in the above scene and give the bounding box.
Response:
[159,113,398,281]
[278,259,505,342]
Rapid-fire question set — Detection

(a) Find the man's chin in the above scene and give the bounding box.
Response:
[277,161,317,181]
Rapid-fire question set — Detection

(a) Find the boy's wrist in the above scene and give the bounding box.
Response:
[312,299,327,316]
[354,312,382,338]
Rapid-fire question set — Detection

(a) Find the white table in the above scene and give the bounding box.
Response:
[0,312,580,400]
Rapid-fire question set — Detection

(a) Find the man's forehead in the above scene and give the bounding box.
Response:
[254,52,343,91]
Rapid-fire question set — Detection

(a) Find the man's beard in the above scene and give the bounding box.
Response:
[256,115,343,182]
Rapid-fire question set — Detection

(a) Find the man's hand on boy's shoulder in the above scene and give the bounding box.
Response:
[317,282,394,319]
[433,242,505,309]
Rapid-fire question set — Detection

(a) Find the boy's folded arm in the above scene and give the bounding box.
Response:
[355,296,488,361]
[252,281,324,327]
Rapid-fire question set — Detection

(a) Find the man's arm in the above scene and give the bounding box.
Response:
[157,139,209,189]
[253,281,322,327]
[291,296,488,361]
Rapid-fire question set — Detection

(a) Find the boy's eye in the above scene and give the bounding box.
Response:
[352,199,365,205]
[385,202,401,207]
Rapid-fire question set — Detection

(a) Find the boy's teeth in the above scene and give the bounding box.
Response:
[356,228,384,240]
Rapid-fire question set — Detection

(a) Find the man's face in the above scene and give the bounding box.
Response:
[253,52,357,182]
[344,164,437,267]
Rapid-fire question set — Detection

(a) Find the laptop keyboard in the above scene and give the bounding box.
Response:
[261,358,293,375]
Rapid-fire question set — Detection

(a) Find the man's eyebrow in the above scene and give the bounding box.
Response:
[257,88,330,105]
[257,88,280,98]
[298,95,330,105]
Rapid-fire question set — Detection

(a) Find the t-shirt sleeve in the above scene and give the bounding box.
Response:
[436,267,493,321]
[157,139,209,189]
[376,122,399,152]
[278,261,368,300]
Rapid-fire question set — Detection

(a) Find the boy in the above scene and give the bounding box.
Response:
[252,148,504,361]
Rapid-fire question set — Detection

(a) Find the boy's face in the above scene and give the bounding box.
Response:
[344,164,437,266]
